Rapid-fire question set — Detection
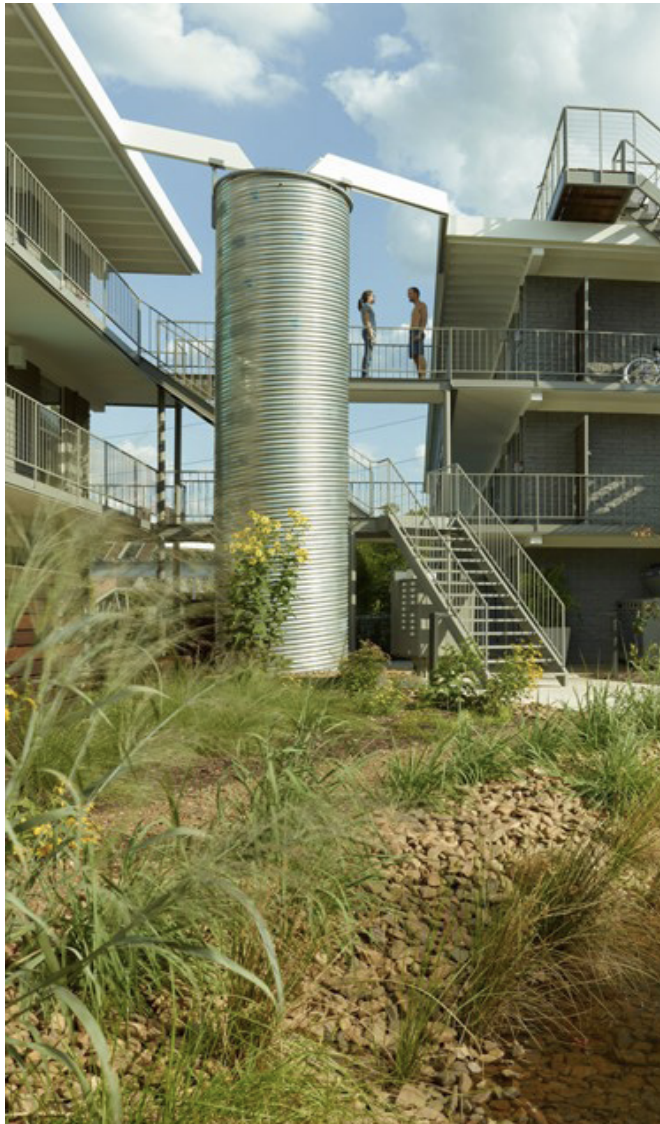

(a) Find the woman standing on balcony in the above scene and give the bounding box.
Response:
[358,290,376,378]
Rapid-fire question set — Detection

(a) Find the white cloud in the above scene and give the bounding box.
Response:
[186,3,328,57]
[375,33,411,62]
[119,440,157,466]
[386,204,442,279]
[350,440,378,463]
[326,4,660,219]
[62,4,301,105]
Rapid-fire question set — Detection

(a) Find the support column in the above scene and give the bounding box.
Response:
[173,402,183,588]
[443,389,452,468]
[348,531,357,653]
[156,388,167,580]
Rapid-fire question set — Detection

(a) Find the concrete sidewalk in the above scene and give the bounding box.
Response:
[524,674,655,710]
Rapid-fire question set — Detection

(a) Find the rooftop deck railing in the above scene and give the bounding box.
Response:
[532,107,660,220]
[472,473,660,531]
[5,144,213,402]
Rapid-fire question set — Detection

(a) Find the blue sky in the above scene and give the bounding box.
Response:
[57,2,660,475]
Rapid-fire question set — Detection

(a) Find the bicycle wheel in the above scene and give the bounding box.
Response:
[624,357,656,385]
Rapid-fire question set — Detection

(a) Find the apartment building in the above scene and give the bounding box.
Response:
[424,108,660,669]
[349,109,659,675]
[5,7,658,677]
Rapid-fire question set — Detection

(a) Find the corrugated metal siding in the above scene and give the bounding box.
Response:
[213,170,352,671]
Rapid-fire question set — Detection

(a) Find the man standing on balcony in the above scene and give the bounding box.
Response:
[408,287,428,378]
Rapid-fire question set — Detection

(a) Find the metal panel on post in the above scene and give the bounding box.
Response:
[213,170,352,672]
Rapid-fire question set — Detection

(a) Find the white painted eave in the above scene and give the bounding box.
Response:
[6,2,202,274]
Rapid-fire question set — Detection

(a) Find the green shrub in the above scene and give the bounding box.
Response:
[417,643,484,711]
[338,640,388,694]
[482,643,544,715]
[361,681,408,716]
[417,641,542,715]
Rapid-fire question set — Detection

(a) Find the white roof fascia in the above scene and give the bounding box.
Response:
[23,3,202,273]
[119,120,253,170]
[309,154,450,214]
[447,215,660,251]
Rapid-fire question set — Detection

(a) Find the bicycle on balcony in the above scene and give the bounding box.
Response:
[622,346,660,385]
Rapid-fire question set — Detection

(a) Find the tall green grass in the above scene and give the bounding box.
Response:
[458,783,660,1038]
[384,717,516,808]
[6,511,381,1123]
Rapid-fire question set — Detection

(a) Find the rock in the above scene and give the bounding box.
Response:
[396,1083,429,1110]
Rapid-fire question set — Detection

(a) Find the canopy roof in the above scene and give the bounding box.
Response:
[5,3,201,274]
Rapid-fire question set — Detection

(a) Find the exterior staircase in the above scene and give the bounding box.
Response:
[621,175,660,240]
[350,453,567,679]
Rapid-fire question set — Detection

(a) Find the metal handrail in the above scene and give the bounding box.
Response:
[471,473,660,528]
[5,144,213,404]
[5,384,157,518]
[171,322,660,386]
[532,107,660,219]
[349,452,491,661]
[431,465,566,666]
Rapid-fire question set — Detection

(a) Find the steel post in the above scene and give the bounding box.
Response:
[443,389,452,468]
[173,401,183,587]
[156,388,167,580]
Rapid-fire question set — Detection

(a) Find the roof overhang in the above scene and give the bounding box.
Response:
[451,383,660,475]
[5,2,202,274]
[441,216,660,328]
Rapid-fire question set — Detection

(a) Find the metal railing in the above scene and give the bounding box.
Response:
[148,319,660,388]
[430,465,566,665]
[166,323,660,386]
[349,451,491,660]
[6,385,216,525]
[533,107,660,220]
[349,447,425,514]
[174,472,214,522]
[471,473,660,529]
[5,144,214,404]
[6,384,158,517]
[444,327,660,384]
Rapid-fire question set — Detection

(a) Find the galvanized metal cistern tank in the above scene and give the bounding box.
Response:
[213,170,352,672]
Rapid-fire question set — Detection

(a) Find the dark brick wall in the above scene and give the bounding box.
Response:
[589,280,660,336]
[527,547,659,666]
[589,415,660,476]
[520,277,660,335]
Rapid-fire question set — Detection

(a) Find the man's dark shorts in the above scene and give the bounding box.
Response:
[409,330,425,359]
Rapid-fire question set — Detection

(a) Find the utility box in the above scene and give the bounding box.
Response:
[390,571,429,662]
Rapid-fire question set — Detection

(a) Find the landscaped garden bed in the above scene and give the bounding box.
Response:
[6,517,660,1124]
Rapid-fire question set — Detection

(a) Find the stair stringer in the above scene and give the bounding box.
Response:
[450,514,566,676]
[385,511,490,666]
